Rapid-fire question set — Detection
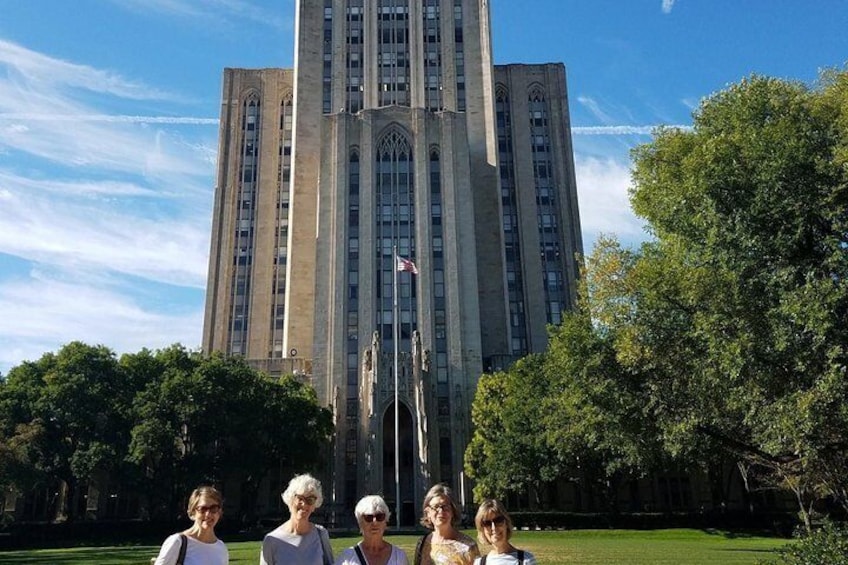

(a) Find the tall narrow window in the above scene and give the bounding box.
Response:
[346,0,365,112]
[423,0,442,111]
[323,0,333,113]
[453,0,465,111]
[375,128,415,350]
[270,95,293,358]
[378,0,410,106]
[528,85,565,325]
[495,86,528,355]
[229,94,261,355]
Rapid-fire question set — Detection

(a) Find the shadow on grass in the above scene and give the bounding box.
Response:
[700,528,783,539]
[717,548,782,553]
[0,546,156,564]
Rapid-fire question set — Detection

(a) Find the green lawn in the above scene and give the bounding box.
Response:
[0,529,790,564]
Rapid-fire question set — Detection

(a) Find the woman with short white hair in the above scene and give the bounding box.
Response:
[334,495,409,565]
[261,473,333,565]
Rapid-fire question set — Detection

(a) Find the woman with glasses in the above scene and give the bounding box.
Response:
[260,473,334,565]
[473,500,536,565]
[152,485,229,565]
[335,495,409,565]
[413,484,479,565]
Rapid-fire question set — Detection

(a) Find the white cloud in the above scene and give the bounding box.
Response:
[0,40,216,177]
[577,96,616,125]
[0,40,215,375]
[662,0,676,14]
[0,40,170,100]
[681,97,700,111]
[0,114,218,125]
[0,170,210,288]
[0,271,203,375]
[111,0,290,31]
[574,155,647,251]
[572,125,691,135]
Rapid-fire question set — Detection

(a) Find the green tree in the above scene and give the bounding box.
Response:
[0,342,133,521]
[465,234,672,510]
[465,354,558,503]
[621,70,848,529]
[128,349,333,521]
[542,310,665,513]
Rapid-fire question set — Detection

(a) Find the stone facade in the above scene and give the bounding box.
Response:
[202,1,582,524]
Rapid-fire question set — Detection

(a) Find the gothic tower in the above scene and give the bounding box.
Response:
[203,0,582,524]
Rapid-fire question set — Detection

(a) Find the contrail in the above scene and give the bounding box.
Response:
[0,114,219,125]
[0,113,692,134]
[572,125,691,135]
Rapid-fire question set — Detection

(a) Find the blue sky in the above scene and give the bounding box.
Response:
[1,0,846,374]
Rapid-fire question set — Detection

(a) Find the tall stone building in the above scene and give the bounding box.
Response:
[203,0,582,523]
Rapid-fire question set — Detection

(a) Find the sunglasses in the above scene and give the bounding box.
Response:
[428,503,451,513]
[195,504,221,515]
[363,513,386,523]
[295,494,317,505]
[481,515,506,528]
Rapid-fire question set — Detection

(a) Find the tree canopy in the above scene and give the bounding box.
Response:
[0,342,333,521]
[465,69,848,528]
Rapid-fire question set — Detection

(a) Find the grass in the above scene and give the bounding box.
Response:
[0,529,790,564]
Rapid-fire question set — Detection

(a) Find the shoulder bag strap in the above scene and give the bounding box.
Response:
[517,550,524,564]
[413,533,430,565]
[176,534,188,565]
[480,556,487,565]
[322,527,335,565]
[354,544,368,565]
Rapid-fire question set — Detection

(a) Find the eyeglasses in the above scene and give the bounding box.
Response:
[481,516,506,528]
[196,504,221,515]
[428,503,451,513]
[363,513,386,523]
[295,494,317,506]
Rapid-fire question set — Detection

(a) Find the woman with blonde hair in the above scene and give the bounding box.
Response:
[335,495,409,565]
[413,484,478,565]
[473,499,536,565]
[152,485,229,565]
[261,473,333,565]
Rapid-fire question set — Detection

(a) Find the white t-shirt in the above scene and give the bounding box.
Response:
[472,550,537,565]
[335,543,409,565]
[153,533,229,565]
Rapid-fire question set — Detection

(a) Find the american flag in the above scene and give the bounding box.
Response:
[396,255,419,275]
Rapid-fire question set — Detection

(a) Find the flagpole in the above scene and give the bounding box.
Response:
[393,245,400,528]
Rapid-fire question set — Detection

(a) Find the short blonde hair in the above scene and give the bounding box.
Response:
[187,486,223,518]
[474,499,514,546]
[419,483,461,528]
[282,473,324,508]
[354,495,391,523]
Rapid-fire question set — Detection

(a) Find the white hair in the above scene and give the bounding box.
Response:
[282,473,324,508]
[354,495,391,522]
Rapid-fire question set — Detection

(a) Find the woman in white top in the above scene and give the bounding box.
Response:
[153,485,229,565]
[472,499,536,565]
[335,495,409,565]
[260,473,334,565]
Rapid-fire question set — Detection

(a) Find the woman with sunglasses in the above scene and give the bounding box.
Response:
[414,484,478,565]
[473,500,536,565]
[335,495,409,565]
[261,473,334,565]
[152,485,229,565]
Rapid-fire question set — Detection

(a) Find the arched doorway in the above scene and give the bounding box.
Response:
[382,401,415,527]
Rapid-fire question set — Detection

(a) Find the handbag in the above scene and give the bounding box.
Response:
[150,533,188,565]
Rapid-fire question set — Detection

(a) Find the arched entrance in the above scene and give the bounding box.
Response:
[382,401,415,526]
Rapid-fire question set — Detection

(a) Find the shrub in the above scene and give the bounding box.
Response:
[764,521,848,565]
